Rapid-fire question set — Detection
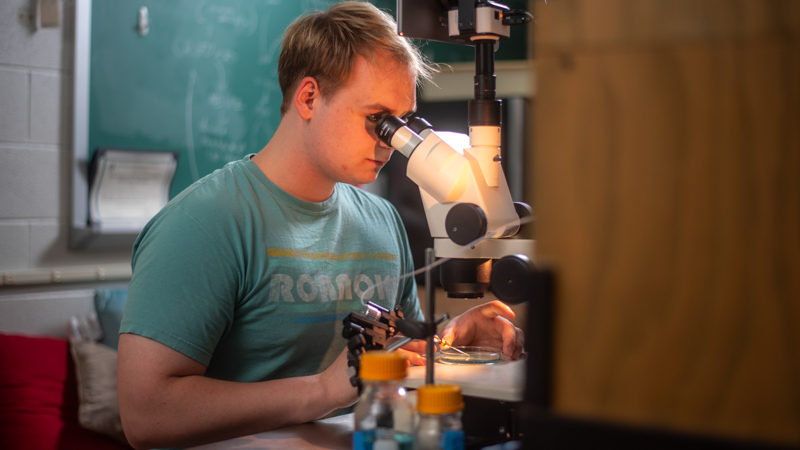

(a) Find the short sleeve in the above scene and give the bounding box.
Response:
[120,206,240,366]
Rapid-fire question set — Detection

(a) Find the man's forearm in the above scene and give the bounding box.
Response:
[117,333,355,450]
[121,373,335,449]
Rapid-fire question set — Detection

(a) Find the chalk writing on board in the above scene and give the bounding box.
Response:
[209,60,244,111]
[183,55,251,171]
[208,91,243,111]
[199,116,229,137]
[247,77,276,150]
[185,70,200,181]
[172,38,238,63]
[196,2,258,36]
[301,0,335,13]
[201,135,247,163]
[258,8,283,65]
[253,77,278,116]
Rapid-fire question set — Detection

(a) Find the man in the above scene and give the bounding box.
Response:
[117,2,524,449]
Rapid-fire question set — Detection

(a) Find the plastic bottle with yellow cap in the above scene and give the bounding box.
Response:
[353,350,414,450]
[414,384,465,450]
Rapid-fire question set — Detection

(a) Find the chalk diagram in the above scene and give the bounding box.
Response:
[181,1,261,181]
[180,0,339,181]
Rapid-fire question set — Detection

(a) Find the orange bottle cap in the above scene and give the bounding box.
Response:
[359,351,408,381]
[417,384,464,415]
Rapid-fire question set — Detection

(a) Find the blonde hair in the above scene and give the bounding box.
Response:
[278,1,436,116]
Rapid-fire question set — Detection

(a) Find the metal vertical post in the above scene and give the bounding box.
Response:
[425,248,435,384]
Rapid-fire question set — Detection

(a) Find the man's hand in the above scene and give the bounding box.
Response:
[319,348,359,406]
[386,336,428,366]
[439,301,525,360]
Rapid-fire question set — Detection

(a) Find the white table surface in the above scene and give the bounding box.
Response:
[188,359,525,449]
[403,358,526,402]
[189,414,354,450]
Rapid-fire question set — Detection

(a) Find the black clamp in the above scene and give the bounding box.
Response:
[342,301,449,392]
[342,302,404,391]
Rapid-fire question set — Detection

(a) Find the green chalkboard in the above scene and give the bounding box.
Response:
[88,0,528,198]
[89,0,329,198]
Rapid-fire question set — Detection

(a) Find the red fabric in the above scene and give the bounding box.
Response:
[0,333,129,450]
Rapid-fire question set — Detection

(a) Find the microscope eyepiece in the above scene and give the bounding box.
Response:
[376,115,407,147]
[406,116,433,135]
[375,115,423,158]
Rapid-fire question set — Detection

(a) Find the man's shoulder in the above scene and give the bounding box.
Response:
[166,159,257,212]
[137,159,262,243]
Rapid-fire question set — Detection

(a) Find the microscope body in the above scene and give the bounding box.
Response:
[377,114,535,302]
[409,129,534,261]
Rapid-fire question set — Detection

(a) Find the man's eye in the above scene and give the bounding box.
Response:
[367,114,385,123]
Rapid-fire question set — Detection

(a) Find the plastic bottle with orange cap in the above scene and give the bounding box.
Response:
[352,350,466,450]
[414,383,465,450]
[353,351,415,450]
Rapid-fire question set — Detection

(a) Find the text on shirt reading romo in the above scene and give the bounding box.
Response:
[267,248,401,305]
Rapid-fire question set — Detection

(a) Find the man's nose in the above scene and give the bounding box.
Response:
[377,138,392,149]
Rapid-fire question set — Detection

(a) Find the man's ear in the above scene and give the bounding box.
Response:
[293,77,320,120]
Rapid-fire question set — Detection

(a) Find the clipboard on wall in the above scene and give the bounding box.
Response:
[88,148,179,234]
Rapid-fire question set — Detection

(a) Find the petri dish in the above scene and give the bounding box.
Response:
[435,346,502,365]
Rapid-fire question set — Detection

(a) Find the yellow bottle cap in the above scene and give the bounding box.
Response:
[417,384,464,415]
[359,351,407,381]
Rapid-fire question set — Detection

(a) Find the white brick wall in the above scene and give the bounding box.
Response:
[0,67,29,142]
[0,0,130,273]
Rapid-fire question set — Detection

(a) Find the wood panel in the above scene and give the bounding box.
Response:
[535,0,800,48]
[531,0,800,444]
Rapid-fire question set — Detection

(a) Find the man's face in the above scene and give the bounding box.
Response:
[303,52,417,187]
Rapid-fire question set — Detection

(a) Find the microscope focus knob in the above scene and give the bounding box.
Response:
[446,203,488,246]
[512,202,534,237]
[490,254,535,305]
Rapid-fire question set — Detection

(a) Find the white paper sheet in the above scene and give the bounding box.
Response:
[89,150,177,233]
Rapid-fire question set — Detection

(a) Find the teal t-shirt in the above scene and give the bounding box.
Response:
[121,155,422,383]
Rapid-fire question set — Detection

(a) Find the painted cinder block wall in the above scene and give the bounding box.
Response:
[0,0,131,275]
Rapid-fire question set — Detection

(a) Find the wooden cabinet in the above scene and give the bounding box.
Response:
[532,0,800,444]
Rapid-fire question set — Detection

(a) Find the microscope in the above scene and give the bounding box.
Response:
[343,0,540,391]
[383,0,536,304]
